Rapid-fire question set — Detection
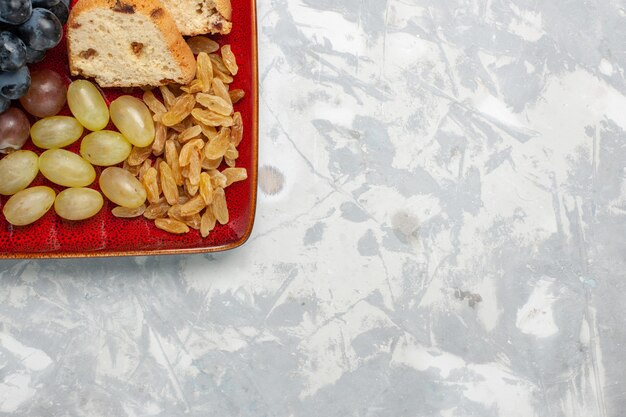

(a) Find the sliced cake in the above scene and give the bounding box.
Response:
[158,0,232,36]
[67,0,196,87]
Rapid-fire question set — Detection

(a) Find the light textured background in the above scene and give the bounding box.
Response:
[1,0,626,416]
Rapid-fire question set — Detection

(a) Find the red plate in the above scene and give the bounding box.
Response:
[0,0,258,258]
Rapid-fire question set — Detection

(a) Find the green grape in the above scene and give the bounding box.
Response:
[99,167,146,209]
[30,116,84,149]
[3,186,55,226]
[54,188,104,221]
[67,80,109,131]
[110,95,156,147]
[80,130,132,166]
[0,150,39,195]
[39,149,96,187]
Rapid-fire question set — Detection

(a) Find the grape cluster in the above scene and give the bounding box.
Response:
[0,0,69,113]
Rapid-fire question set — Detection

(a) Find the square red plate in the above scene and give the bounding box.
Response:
[0,0,258,258]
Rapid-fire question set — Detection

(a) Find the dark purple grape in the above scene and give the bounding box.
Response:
[0,31,27,72]
[15,8,62,52]
[25,46,46,63]
[0,95,10,114]
[32,0,62,7]
[47,2,69,25]
[0,107,30,151]
[0,0,32,26]
[20,69,67,117]
[60,0,70,6]
[0,66,30,99]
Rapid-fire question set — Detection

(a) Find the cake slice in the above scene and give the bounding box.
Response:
[158,0,232,36]
[67,0,196,87]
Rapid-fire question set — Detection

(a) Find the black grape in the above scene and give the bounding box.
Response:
[15,8,62,52]
[0,66,31,99]
[0,0,32,26]
[0,31,27,72]
[25,45,46,63]
[32,0,62,7]
[47,2,69,25]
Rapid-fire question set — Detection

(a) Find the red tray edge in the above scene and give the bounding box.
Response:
[0,1,259,259]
